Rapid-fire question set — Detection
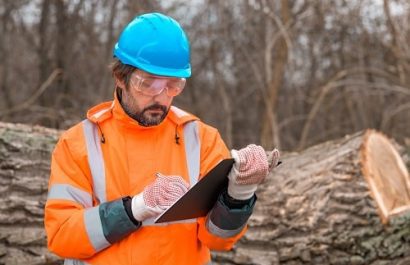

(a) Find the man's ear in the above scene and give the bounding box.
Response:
[115,77,126,90]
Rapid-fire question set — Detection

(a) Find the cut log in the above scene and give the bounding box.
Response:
[0,122,409,265]
[213,130,410,265]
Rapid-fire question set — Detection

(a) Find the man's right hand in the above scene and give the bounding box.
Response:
[131,173,189,222]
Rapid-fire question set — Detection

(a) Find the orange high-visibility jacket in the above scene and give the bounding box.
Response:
[45,95,254,265]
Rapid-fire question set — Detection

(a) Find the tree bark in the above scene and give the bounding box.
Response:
[213,130,410,265]
[0,122,61,265]
[0,122,409,265]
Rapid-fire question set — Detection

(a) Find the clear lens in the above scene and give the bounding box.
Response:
[130,71,185,97]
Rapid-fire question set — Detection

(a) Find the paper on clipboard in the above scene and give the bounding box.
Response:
[155,158,235,223]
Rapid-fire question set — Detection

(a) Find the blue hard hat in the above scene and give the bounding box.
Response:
[113,12,191,78]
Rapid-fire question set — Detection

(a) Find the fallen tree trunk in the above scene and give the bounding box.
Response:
[0,122,61,265]
[213,130,410,265]
[0,122,409,265]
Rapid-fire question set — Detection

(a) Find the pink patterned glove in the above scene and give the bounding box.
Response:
[228,144,280,200]
[132,173,189,222]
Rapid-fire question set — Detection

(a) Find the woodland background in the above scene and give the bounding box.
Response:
[0,0,409,151]
[1,1,410,264]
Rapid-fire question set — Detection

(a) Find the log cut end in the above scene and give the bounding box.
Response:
[361,129,410,224]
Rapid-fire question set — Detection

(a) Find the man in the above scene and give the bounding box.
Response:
[44,12,280,265]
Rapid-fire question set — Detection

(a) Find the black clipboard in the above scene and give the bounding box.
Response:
[155,158,234,223]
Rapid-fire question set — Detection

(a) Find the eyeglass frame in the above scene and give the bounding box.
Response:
[129,70,186,97]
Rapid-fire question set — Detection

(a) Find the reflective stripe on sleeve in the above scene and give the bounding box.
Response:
[183,121,200,186]
[47,184,92,208]
[206,217,245,238]
[84,206,110,252]
[83,199,138,249]
[64,259,89,265]
[206,194,255,238]
[82,119,106,204]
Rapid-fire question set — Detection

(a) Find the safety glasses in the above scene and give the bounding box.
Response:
[130,70,186,97]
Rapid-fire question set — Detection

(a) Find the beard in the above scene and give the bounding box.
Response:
[118,87,170,127]
[123,102,169,126]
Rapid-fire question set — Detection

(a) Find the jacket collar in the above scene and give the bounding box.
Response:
[86,91,199,128]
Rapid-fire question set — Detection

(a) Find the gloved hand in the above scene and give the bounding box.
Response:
[227,144,280,200]
[131,173,189,222]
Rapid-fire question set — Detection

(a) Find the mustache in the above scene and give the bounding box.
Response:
[142,104,168,113]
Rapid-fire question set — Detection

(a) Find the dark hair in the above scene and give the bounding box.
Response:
[110,59,136,90]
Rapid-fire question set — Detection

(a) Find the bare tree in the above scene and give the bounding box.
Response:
[0,0,409,150]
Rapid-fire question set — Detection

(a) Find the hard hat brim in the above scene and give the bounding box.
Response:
[114,44,191,78]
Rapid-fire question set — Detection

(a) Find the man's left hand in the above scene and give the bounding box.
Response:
[227,144,280,200]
